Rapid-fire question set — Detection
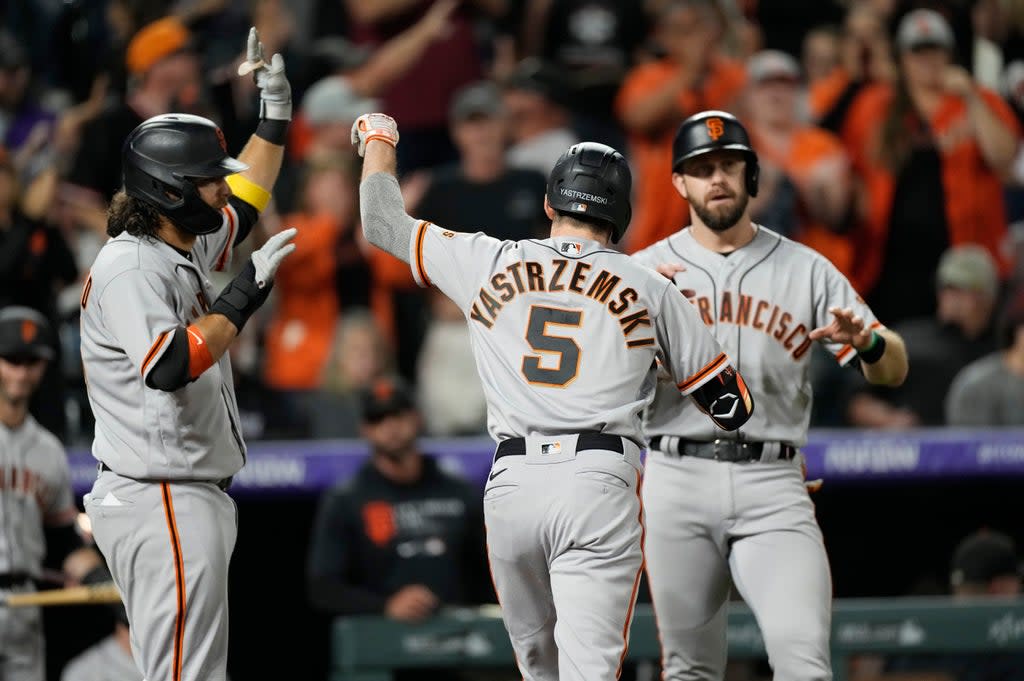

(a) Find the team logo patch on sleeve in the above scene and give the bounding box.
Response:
[442,230,455,239]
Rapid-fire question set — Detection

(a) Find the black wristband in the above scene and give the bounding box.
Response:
[856,331,887,364]
[255,118,289,146]
[210,261,271,332]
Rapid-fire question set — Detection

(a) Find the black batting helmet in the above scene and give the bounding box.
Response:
[0,307,55,361]
[672,111,759,197]
[122,113,248,235]
[546,142,632,243]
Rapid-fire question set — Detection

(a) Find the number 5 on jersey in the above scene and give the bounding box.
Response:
[522,305,583,387]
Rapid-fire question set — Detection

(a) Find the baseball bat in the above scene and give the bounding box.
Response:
[2,582,121,608]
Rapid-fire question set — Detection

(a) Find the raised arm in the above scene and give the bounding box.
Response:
[352,114,418,263]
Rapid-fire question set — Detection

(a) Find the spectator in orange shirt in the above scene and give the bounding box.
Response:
[263,153,358,397]
[810,4,894,131]
[842,8,1020,325]
[744,50,856,278]
[616,0,746,252]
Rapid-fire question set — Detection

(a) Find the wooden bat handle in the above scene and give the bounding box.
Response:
[3,583,122,608]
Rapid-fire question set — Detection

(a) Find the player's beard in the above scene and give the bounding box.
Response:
[692,192,749,232]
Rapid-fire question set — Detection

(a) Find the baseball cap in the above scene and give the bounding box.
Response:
[896,9,955,52]
[301,76,380,126]
[747,50,802,84]
[950,530,1021,588]
[0,306,55,361]
[126,17,192,76]
[936,245,998,297]
[450,81,504,123]
[359,376,417,423]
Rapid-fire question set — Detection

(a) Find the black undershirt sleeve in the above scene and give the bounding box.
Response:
[228,195,260,247]
[145,328,190,392]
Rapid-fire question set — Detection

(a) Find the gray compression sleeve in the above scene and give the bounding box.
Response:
[360,172,418,263]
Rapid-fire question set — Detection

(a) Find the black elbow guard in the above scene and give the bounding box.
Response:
[689,365,754,431]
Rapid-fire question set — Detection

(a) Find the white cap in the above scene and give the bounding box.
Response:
[301,76,380,126]
[896,9,955,52]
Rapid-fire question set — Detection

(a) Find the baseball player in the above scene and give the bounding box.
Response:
[80,29,295,681]
[351,112,755,681]
[0,307,79,681]
[634,110,909,681]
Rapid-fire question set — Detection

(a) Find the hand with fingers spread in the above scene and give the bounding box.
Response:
[655,263,686,280]
[351,113,400,157]
[240,27,292,121]
[808,306,873,349]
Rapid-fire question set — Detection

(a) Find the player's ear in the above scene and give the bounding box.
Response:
[671,173,688,201]
[543,195,556,221]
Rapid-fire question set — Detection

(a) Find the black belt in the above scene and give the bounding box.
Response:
[648,437,797,462]
[494,432,626,462]
[99,463,232,492]
[0,573,32,589]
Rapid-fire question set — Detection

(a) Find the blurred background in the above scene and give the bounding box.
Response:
[2,0,1024,679]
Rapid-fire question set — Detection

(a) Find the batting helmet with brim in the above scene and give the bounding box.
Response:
[0,307,55,361]
[672,110,759,197]
[122,113,248,236]
[546,142,632,243]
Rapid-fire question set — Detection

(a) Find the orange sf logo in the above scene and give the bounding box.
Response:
[706,117,725,141]
[215,127,227,152]
[21,320,36,343]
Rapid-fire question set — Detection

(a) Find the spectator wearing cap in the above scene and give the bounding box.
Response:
[946,288,1024,425]
[950,530,1023,597]
[840,8,1020,325]
[744,49,856,277]
[846,245,1000,428]
[615,0,747,252]
[306,375,492,625]
[63,17,200,237]
[502,58,580,178]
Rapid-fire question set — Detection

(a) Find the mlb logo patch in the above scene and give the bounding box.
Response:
[540,441,562,455]
[570,201,588,212]
[559,241,582,256]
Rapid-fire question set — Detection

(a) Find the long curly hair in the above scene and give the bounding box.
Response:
[106,191,163,238]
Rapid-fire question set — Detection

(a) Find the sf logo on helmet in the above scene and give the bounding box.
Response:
[215,127,227,153]
[706,117,725,141]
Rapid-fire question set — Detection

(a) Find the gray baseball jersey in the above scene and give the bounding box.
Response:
[80,203,247,480]
[0,415,76,575]
[633,225,882,446]
[409,223,732,444]
[634,225,883,681]
[0,415,76,681]
[82,198,256,681]
[408,221,734,681]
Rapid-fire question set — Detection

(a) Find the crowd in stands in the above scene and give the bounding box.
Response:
[3,0,1024,446]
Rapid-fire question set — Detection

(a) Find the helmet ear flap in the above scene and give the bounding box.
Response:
[745,155,759,197]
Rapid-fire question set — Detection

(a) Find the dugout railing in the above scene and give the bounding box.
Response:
[330,597,1024,681]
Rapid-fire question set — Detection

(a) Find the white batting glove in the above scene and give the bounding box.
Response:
[239,27,292,121]
[251,227,297,289]
[351,113,399,157]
